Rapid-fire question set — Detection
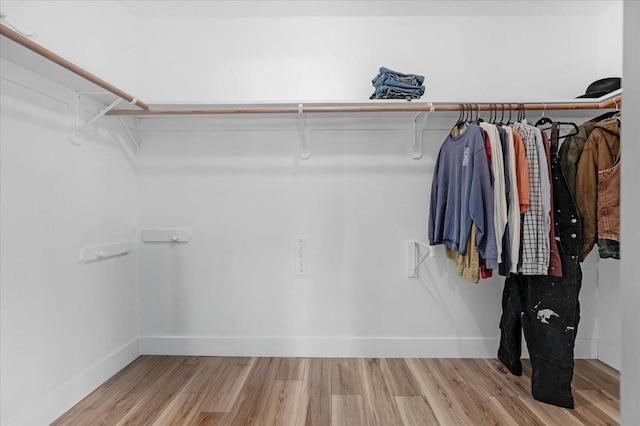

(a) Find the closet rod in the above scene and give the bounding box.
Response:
[0,24,149,110]
[104,97,622,116]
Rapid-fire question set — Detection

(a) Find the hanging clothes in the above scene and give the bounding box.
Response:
[512,123,549,275]
[480,122,508,268]
[575,119,621,260]
[541,130,562,277]
[558,111,619,198]
[498,122,583,409]
[512,129,530,214]
[502,127,521,275]
[596,159,620,259]
[445,223,481,283]
[428,124,498,270]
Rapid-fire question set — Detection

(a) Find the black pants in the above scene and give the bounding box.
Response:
[498,254,582,408]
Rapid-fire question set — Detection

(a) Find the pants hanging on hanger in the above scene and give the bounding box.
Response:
[498,255,581,408]
[498,122,583,409]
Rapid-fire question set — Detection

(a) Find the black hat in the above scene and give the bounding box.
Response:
[576,77,621,98]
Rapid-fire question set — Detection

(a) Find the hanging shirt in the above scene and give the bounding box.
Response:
[480,123,508,265]
[502,126,521,274]
[512,130,530,213]
[497,126,512,276]
[429,124,498,269]
[445,223,480,283]
[513,122,548,275]
[532,126,551,268]
[541,130,563,277]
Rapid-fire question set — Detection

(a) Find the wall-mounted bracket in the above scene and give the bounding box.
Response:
[69,95,123,145]
[79,240,133,262]
[407,240,435,277]
[298,103,311,159]
[117,117,140,153]
[410,103,433,159]
[141,229,191,243]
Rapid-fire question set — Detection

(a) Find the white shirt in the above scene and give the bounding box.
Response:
[480,122,508,264]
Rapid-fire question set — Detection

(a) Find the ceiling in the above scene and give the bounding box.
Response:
[118,0,618,18]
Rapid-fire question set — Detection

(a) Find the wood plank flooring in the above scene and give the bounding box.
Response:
[53,357,620,425]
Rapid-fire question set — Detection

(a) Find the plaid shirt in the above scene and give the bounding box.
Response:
[513,123,548,275]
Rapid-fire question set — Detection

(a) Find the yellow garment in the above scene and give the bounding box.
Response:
[445,223,480,283]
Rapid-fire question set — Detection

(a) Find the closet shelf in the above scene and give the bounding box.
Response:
[0,23,146,111]
[1,22,622,119]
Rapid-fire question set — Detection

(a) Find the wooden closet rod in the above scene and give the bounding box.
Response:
[0,24,149,110]
[105,97,622,116]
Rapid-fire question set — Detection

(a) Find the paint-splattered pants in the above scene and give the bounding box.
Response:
[497,254,582,408]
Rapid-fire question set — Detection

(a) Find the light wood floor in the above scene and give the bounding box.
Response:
[53,356,620,425]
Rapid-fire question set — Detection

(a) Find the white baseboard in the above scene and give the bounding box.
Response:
[140,336,599,359]
[140,336,503,358]
[5,338,140,426]
[598,341,621,370]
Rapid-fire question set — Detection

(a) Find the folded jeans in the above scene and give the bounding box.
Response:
[371,67,425,87]
[370,85,425,99]
[373,75,425,90]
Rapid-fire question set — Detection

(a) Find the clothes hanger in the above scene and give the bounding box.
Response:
[474,104,484,123]
[540,121,579,139]
[450,104,465,135]
[557,122,580,139]
[534,104,552,127]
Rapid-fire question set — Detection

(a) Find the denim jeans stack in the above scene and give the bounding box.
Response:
[370,67,425,100]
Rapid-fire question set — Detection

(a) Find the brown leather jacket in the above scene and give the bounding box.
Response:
[575,119,620,261]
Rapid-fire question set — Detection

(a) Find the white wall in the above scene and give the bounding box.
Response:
[621,0,640,423]
[594,256,621,369]
[0,0,136,94]
[130,1,612,358]
[597,0,623,79]
[135,13,607,103]
[0,59,139,425]
[134,111,600,358]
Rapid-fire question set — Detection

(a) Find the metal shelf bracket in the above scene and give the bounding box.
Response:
[69,95,123,145]
[298,103,311,159]
[408,240,435,277]
[117,117,140,153]
[410,103,433,159]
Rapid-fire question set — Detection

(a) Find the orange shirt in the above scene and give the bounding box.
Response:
[511,129,530,213]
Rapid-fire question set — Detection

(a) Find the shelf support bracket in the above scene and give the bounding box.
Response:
[117,117,140,153]
[298,103,311,159]
[407,240,435,277]
[69,96,123,145]
[410,103,433,159]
